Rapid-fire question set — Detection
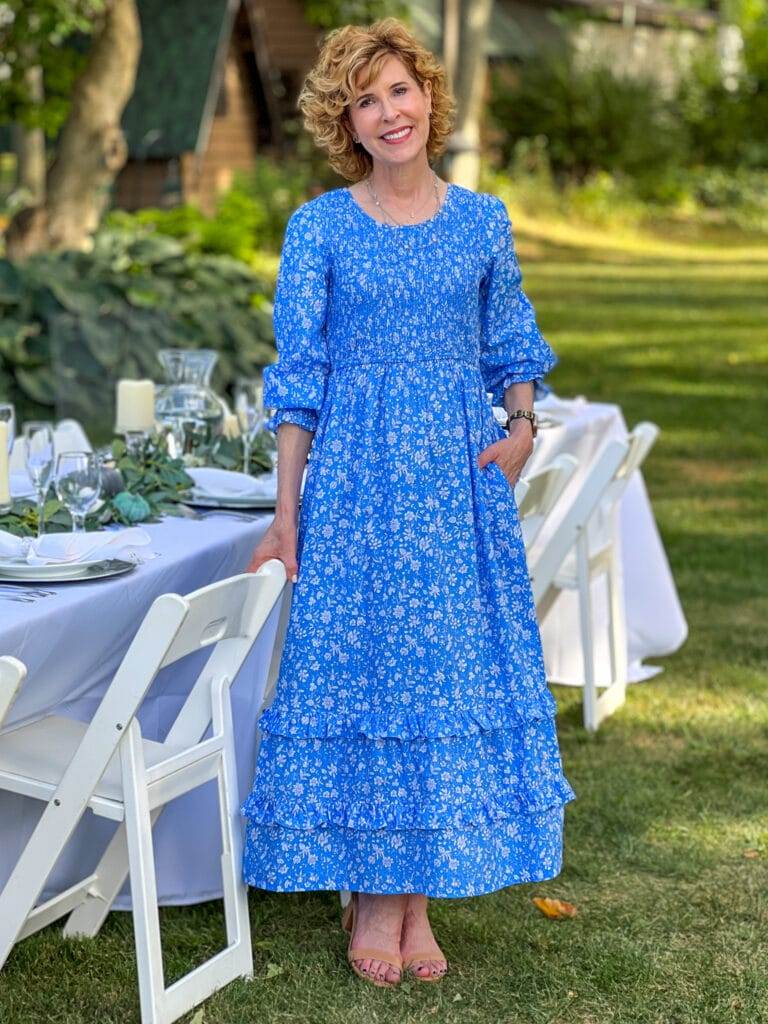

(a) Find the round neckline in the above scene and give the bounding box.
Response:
[345,181,454,230]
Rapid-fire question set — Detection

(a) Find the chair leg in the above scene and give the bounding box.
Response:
[576,532,598,732]
[120,721,166,1024]
[64,810,163,939]
[607,540,628,692]
[213,677,253,980]
[593,540,628,726]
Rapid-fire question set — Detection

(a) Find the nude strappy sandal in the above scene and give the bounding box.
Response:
[402,952,448,982]
[341,893,403,988]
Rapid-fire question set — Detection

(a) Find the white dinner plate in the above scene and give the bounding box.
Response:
[0,558,136,583]
[185,493,278,510]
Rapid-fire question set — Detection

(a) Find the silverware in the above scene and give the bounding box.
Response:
[0,585,54,597]
[193,510,265,523]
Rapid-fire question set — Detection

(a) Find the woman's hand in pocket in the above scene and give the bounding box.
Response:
[477,420,534,487]
[246,515,299,582]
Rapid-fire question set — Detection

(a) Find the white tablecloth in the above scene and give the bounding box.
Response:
[0,514,275,908]
[529,393,687,686]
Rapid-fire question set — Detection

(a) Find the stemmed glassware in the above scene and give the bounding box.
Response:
[54,452,102,533]
[0,404,14,513]
[234,376,265,475]
[0,403,15,448]
[22,422,54,538]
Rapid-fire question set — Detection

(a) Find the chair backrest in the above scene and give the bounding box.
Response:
[518,454,579,549]
[159,562,287,744]
[530,438,629,606]
[4,561,286,849]
[0,657,26,730]
[600,421,659,512]
[9,420,93,473]
[513,478,530,506]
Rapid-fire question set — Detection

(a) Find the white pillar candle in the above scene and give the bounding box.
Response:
[0,422,10,505]
[115,379,156,433]
[222,413,241,440]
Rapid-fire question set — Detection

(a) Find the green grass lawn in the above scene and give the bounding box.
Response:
[2,230,767,1024]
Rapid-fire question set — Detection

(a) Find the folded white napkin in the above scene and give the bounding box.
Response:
[187,467,277,499]
[0,527,151,566]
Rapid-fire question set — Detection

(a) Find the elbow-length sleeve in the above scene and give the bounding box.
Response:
[479,195,557,405]
[263,203,331,434]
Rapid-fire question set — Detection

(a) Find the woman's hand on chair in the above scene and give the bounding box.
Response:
[478,420,534,487]
[246,517,299,582]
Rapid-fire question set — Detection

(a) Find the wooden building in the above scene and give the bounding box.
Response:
[115,0,321,213]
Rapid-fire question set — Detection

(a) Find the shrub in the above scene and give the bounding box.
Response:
[0,229,276,441]
[489,49,686,185]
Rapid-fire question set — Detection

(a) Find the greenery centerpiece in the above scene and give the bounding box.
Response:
[0,434,195,538]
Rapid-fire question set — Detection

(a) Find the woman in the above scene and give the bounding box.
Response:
[241,17,576,988]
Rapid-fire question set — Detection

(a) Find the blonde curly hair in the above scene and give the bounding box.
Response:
[298,18,455,182]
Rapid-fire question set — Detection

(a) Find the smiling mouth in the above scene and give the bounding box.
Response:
[380,126,413,143]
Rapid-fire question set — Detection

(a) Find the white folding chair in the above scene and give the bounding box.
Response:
[532,424,659,732]
[517,454,579,549]
[0,560,287,1024]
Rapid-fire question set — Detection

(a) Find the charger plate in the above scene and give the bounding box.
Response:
[0,558,136,583]
[185,493,277,510]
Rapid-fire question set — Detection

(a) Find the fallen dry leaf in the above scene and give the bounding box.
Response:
[743,849,760,859]
[532,896,578,919]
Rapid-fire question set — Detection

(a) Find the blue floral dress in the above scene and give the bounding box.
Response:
[241,183,577,898]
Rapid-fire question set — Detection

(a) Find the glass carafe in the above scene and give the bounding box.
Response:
[155,348,228,452]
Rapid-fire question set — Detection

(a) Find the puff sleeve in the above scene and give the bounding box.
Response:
[263,203,331,434]
[479,195,557,405]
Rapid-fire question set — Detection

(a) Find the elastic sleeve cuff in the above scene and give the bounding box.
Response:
[485,360,557,407]
[264,408,318,435]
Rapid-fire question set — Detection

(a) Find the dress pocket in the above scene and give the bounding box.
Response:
[487,460,516,500]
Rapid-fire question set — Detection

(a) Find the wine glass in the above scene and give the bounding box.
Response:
[0,403,14,512]
[234,377,265,474]
[54,452,102,533]
[0,403,15,451]
[22,421,54,538]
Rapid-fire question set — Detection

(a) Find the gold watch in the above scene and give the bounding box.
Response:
[504,409,538,438]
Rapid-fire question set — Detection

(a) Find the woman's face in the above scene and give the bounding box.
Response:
[347,54,432,170]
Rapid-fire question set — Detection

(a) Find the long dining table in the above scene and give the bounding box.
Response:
[0,394,686,908]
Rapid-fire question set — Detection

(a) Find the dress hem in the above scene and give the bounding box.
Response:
[242,863,566,901]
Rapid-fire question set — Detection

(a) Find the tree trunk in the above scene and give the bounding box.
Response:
[12,67,47,204]
[443,0,493,192]
[5,0,141,260]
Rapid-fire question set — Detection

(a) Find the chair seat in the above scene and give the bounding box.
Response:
[0,716,184,818]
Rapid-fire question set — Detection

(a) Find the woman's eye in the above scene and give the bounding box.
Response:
[394,86,407,95]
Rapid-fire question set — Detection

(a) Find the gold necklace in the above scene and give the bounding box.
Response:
[365,171,441,227]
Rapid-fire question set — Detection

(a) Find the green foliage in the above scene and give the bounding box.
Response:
[188,434,273,475]
[0,228,276,440]
[0,1,104,134]
[106,154,340,259]
[301,0,408,30]
[0,434,194,537]
[489,53,685,188]
[675,41,768,170]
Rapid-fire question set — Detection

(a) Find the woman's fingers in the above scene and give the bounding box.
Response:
[246,523,298,578]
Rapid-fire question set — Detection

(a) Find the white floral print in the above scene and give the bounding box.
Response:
[241,184,576,898]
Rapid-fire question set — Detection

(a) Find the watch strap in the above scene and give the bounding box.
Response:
[504,409,538,438]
